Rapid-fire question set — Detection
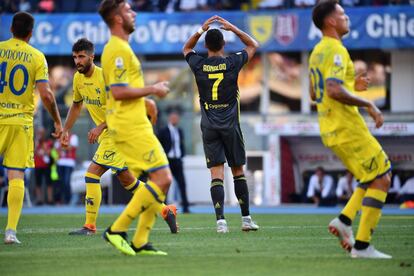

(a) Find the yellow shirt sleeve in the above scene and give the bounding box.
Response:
[72,74,83,103]
[34,53,49,82]
[106,50,130,87]
[324,46,349,84]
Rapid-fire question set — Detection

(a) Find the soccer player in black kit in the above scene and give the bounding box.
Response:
[183,15,259,233]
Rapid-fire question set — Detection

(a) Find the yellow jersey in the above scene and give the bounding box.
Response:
[0,38,49,125]
[101,35,151,140]
[309,36,370,146]
[73,66,106,126]
[73,65,109,142]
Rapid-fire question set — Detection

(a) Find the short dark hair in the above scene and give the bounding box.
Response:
[98,0,126,27]
[11,12,34,39]
[72,38,95,54]
[312,0,338,30]
[205,29,224,52]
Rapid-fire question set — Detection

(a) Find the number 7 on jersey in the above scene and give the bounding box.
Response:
[208,73,224,101]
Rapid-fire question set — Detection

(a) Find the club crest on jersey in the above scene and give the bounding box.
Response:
[115,57,124,69]
[248,15,273,45]
[274,14,298,45]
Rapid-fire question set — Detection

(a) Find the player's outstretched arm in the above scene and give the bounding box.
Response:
[60,102,82,148]
[36,81,62,138]
[326,80,384,128]
[216,16,259,61]
[111,81,170,101]
[182,15,218,56]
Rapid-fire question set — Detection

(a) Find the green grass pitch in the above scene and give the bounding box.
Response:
[0,214,413,275]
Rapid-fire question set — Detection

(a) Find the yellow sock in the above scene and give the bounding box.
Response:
[6,179,25,231]
[124,179,140,194]
[111,180,165,232]
[132,206,157,248]
[84,172,102,227]
[341,187,366,222]
[356,188,387,243]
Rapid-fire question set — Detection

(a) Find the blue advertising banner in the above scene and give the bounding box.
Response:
[1,7,414,55]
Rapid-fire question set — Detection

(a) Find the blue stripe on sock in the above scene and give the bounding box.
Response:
[128,180,140,192]
[144,183,162,203]
[85,177,100,184]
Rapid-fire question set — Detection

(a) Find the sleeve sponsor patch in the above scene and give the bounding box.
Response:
[114,68,127,82]
[115,57,124,69]
[333,54,343,66]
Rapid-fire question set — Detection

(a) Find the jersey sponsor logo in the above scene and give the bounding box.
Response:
[274,14,298,45]
[0,102,21,109]
[206,103,229,109]
[248,15,273,45]
[82,95,102,107]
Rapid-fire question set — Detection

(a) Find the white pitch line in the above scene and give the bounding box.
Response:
[0,224,412,234]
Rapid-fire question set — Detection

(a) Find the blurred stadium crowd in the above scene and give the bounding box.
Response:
[1,0,414,14]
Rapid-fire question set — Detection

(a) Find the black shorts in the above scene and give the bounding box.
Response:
[201,124,246,168]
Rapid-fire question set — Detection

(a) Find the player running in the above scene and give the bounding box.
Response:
[62,38,177,235]
[1,12,62,244]
[99,0,175,255]
[183,16,259,233]
[310,1,392,259]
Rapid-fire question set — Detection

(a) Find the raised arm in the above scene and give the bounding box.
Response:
[182,15,218,56]
[216,16,259,61]
[36,81,62,138]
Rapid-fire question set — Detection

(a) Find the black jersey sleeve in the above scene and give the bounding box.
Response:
[228,50,248,71]
[185,51,204,72]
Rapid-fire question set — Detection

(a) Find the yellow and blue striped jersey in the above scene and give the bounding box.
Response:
[0,38,49,125]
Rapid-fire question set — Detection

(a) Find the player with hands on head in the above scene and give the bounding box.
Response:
[183,15,259,233]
